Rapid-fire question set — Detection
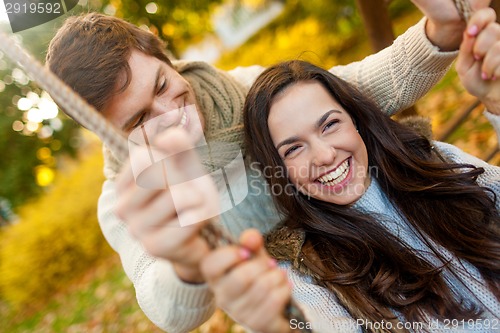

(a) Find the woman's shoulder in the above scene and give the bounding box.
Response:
[432,141,491,168]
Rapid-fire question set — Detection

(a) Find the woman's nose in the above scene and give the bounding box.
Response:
[311,140,336,167]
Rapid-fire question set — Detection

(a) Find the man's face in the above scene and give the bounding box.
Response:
[103,50,203,142]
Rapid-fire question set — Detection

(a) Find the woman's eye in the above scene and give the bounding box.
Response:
[284,145,299,157]
[323,119,339,132]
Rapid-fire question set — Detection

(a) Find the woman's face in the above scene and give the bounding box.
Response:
[268,81,370,205]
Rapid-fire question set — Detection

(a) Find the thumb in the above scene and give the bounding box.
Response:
[239,229,265,254]
[456,27,477,76]
[154,127,207,185]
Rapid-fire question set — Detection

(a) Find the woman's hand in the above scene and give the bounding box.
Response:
[456,7,500,114]
[115,127,219,283]
[201,229,293,333]
[412,0,491,51]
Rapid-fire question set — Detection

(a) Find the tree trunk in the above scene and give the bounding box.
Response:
[355,0,417,117]
[354,0,395,52]
[491,0,500,23]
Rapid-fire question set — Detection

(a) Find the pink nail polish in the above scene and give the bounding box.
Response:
[268,258,277,268]
[468,25,479,36]
[239,248,251,260]
[474,54,481,61]
[492,76,497,81]
[482,72,489,80]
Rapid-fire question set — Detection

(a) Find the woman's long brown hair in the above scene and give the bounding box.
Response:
[243,60,500,329]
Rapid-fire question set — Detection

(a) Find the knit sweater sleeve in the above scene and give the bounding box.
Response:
[484,111,500,147]
[277,262,361,333]
[97,180,215,332]
[330,18,457,116]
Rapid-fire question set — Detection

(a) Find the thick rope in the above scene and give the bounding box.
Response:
[454,0,472,22]
[0,1,472,330]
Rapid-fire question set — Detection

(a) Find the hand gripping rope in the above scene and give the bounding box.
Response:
[0,1,472,331]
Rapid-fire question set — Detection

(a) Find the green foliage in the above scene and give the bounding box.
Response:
[0,145,112,308]
[96,0,223,57]
[0,21,81,209]
[0,82,80,209]
[217,0,417,70]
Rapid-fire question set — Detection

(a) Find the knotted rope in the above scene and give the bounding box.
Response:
[454,0,472,22]
[0,1,472,330]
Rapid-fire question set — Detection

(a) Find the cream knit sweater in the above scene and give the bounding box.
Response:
[98,18,464,333]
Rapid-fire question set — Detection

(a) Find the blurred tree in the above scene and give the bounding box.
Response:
[492,0,500,22]
[0,22,80,211]
[100,0,225,57]
[0,64,79,209]
[355,0,394,52]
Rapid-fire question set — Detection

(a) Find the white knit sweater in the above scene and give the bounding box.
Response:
[97,18,466,333]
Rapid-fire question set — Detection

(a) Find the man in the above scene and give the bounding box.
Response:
[46,1,490,331]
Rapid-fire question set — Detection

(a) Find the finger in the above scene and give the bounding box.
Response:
[230,269,291,331]
[466,7,496,40]
[239,229,265,253]
[456,29,476,77]
[214,254,280,302]
[470,0,492,12]
[124,191,177,236]
[115,186,172,222]
[251,284,292,333]
[201,246,252,282]
[203,248,277,304]
[170,177,220,227]
[473,22,500,61]
[155,127,206,184]
[456,9,497,75]
[115,162,135,192]
[481,40,500,80]
[148,225,210,264]
[240,267,289,309]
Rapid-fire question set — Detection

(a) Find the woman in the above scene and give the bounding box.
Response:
[201,8,500,333]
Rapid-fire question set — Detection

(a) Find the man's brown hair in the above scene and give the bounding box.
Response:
[46,12,172,112]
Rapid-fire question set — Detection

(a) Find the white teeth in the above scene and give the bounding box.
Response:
[178,109,187,127]
[317,159,350,186]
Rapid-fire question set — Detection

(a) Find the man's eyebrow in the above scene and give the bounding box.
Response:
[120,67,162,131]
[275,110,342,151]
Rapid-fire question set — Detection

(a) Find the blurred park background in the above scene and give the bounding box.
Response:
[0,0,499,332]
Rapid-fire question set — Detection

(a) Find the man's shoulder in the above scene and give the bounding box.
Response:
[226,65,265,89]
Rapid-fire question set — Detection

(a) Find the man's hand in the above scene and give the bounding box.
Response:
[456,7,500,114]
[201,229,293,333]
[115,128,220,283]
[412,0,491,51]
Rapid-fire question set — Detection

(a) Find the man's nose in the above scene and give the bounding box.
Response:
[152,99,183,117]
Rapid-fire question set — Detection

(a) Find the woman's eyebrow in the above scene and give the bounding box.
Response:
[275,110,342,150]
[276,136,300,151]
[315,109,341,129]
